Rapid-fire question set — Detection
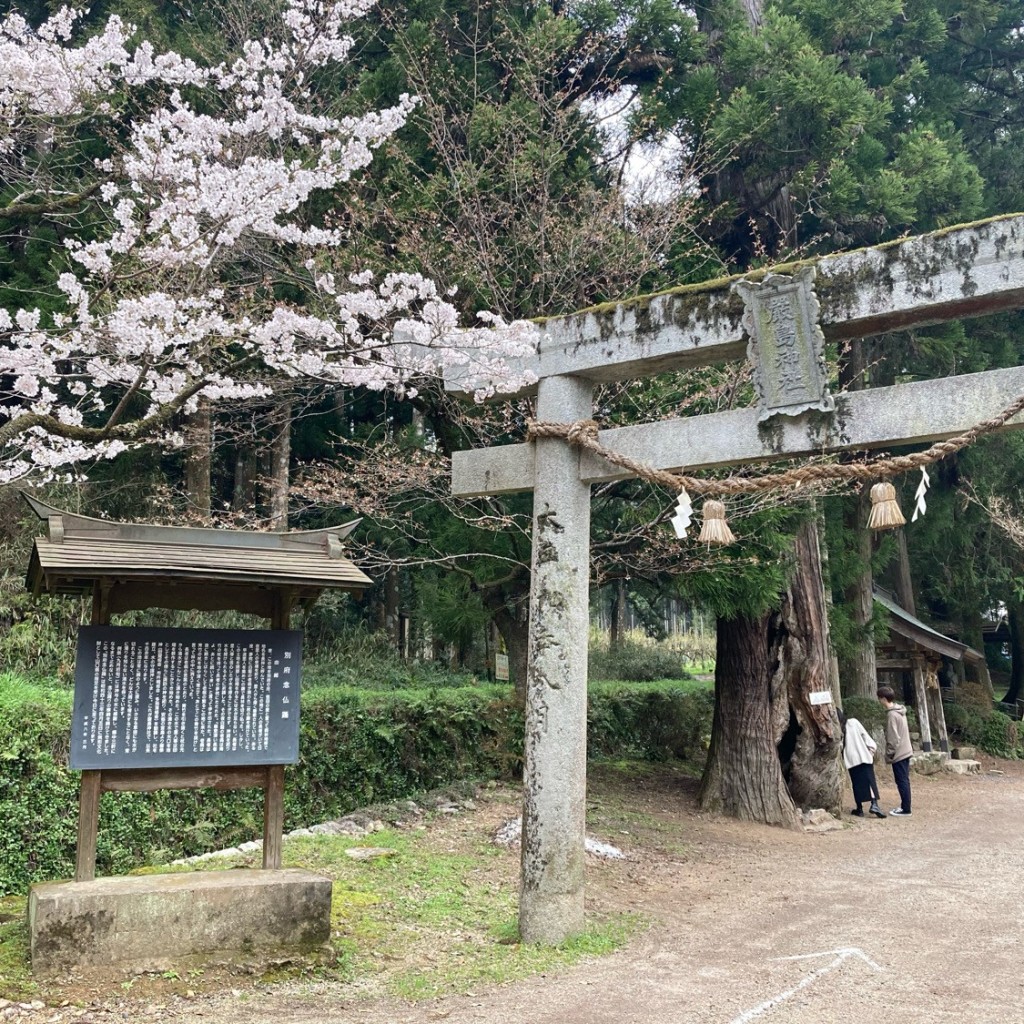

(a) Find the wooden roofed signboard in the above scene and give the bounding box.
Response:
[442,213,1024,945]
[21,493,371,883]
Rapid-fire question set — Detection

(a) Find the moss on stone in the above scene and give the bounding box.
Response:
[531,212,1024,329]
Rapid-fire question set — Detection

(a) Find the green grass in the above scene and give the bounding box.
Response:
[585,759,703,857]
[0,814,638,1004]
[646,676,712,690]
[0,895,36,1001]
[0,673,70,705]
[185,827,638,999]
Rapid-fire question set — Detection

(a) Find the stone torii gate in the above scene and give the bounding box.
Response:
[445,213,1024,944]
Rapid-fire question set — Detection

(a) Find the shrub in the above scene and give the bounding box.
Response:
[978,710,1019,758]
[0,675,713,894]
[300,624,481,690]
[943,700,1020,758]
[587,684,713,761]
[590,639,692,683]
[954,681,994,714]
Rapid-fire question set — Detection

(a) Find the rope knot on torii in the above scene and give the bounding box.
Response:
[526,385,1024,542]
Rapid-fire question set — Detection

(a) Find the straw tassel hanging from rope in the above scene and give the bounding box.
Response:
[867,482,905,530]
[698,500,736,546]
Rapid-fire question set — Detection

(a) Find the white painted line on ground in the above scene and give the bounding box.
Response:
[729,947,883,1024]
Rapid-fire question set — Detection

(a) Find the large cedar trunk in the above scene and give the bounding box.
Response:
[772,520,843,812]
[609,578,628,650]
[1003,599,1024,707]
[267,401,291,531]
[494,607,529,705]
[699,612,799,827]
[382,568,401,650]
[483,588,530,705]
[962,609,995,699]
[891,528,916,615]
[232,443,258,517]
[184,401,212,521]
[700,520,842,825]
[836,339,878,699]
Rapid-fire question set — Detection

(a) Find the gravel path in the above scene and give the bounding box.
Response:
[16,760,1024,1023]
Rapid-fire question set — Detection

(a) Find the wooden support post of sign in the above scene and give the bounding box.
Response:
[75,581,112,881]
[912,658,933,753]
[262,766,286,870]
[262,591,292,870]
[74,771,102,882]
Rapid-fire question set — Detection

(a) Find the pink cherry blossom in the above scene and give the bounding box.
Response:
[0,1,536,483]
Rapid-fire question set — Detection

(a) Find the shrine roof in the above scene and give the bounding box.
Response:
[22,494,371,613]
[873,588,971,661]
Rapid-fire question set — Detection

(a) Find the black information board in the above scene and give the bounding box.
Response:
[70,626,302,770]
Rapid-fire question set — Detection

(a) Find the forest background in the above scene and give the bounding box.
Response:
[2,0,1024,882]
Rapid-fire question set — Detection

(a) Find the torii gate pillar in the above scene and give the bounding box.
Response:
[520,376,593,943]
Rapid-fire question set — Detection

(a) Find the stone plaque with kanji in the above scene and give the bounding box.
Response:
[734,266,835,421]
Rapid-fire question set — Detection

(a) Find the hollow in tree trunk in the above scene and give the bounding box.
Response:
[772,519,843,812]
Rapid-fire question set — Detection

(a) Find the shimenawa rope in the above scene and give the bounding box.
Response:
[525,390,1024,498]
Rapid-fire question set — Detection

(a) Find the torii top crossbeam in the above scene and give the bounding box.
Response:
[449,213,1024,397]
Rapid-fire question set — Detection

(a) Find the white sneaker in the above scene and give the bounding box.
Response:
[889,808,911,816]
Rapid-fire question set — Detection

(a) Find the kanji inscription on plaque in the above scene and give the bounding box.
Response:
[733,266,835,421]
[70,626,302,770]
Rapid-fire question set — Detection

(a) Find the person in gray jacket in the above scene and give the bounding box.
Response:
[877,685,913,816]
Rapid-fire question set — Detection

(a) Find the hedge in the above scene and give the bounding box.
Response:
[0,678,713,894]
[943,702,1020,759]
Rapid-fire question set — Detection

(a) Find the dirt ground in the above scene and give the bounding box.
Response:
[15,756,1024,1024]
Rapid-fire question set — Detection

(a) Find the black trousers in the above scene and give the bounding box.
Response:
[892,756,912,813]
[848,762,880,806]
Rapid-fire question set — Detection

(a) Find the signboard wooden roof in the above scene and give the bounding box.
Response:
[23,493,371,617]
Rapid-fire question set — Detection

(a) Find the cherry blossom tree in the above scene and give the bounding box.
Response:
[0,1,535,484]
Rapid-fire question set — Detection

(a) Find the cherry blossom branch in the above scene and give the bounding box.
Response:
[0,1,537,483]
[1,183,101,222]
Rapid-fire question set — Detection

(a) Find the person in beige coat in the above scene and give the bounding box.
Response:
[877,685,913,816]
